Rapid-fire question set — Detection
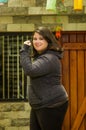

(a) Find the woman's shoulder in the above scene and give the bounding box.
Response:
[39,51,59,63]
[42,50,63,59]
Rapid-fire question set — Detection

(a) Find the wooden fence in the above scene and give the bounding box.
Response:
[62,31,86,130]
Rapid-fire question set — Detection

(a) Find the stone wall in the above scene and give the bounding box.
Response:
[0,102,31,130]
[0,0,86,32]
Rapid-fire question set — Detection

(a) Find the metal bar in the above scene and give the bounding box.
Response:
[17,35,20,99]
[7,36,10,98]
[2,36,5,99]
[21,35,24,99]
[11,36,15,98]
[26,35,30,99]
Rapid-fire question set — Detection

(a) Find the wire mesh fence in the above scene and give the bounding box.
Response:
[0,33,32,101]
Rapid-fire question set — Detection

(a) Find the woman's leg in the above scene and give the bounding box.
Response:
[30,109,41,130]
[35,101,68,130]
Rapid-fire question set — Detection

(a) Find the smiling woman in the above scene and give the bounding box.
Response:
[20,26,68,130]
[32,32,48,54]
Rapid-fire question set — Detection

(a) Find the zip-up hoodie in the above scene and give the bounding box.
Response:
[20,44,68,109]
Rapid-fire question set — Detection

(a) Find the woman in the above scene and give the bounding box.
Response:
[20,26,68,130]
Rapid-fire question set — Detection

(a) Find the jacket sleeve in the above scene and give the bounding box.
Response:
[20,45,54,77]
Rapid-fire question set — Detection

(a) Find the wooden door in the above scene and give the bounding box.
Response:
[61,32,86,130]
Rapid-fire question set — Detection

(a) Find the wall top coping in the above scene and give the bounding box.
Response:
[0,7,85,16]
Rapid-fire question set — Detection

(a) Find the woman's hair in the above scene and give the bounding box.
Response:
[32,26,63,57]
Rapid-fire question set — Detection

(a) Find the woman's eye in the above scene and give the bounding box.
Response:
[39,38,43,40]
[33,37,44,41]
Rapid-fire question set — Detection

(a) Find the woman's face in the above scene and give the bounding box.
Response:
[32,32,48,54]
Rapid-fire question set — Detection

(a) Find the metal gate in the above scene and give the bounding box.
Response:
[0,33,32,100]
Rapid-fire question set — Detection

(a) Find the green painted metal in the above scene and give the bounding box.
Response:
[0,33,32,100]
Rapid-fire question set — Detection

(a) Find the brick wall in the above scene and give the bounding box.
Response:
[0,0,86,32]
[0,102,31,130]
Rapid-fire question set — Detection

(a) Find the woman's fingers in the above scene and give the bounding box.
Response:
[24,40,31,46]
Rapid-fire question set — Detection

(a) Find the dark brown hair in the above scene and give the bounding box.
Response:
[32,26,63,57]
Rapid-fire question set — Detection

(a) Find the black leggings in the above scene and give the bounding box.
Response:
[30,101,68,130]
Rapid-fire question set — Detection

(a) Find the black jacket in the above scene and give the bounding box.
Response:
[20,44,68,108]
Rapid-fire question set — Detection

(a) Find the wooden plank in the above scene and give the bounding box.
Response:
[85,51,86,130]
[85,51,86,96]
[71,98,86,130]
[62,33,69,43]
[70,34,76,43]
[77,51,84,105]
[77,34,84,43]
[85,33,86,42]
[62,51,70,130]
[77,51,85,130]
[70,51,78,127]
[63,43,86,50]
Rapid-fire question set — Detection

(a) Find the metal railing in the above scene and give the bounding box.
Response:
[0,33,32,101]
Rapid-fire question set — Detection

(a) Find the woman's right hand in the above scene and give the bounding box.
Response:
[24,40,31,46]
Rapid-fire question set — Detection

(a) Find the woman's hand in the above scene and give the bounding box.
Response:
[24,40,31,46]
